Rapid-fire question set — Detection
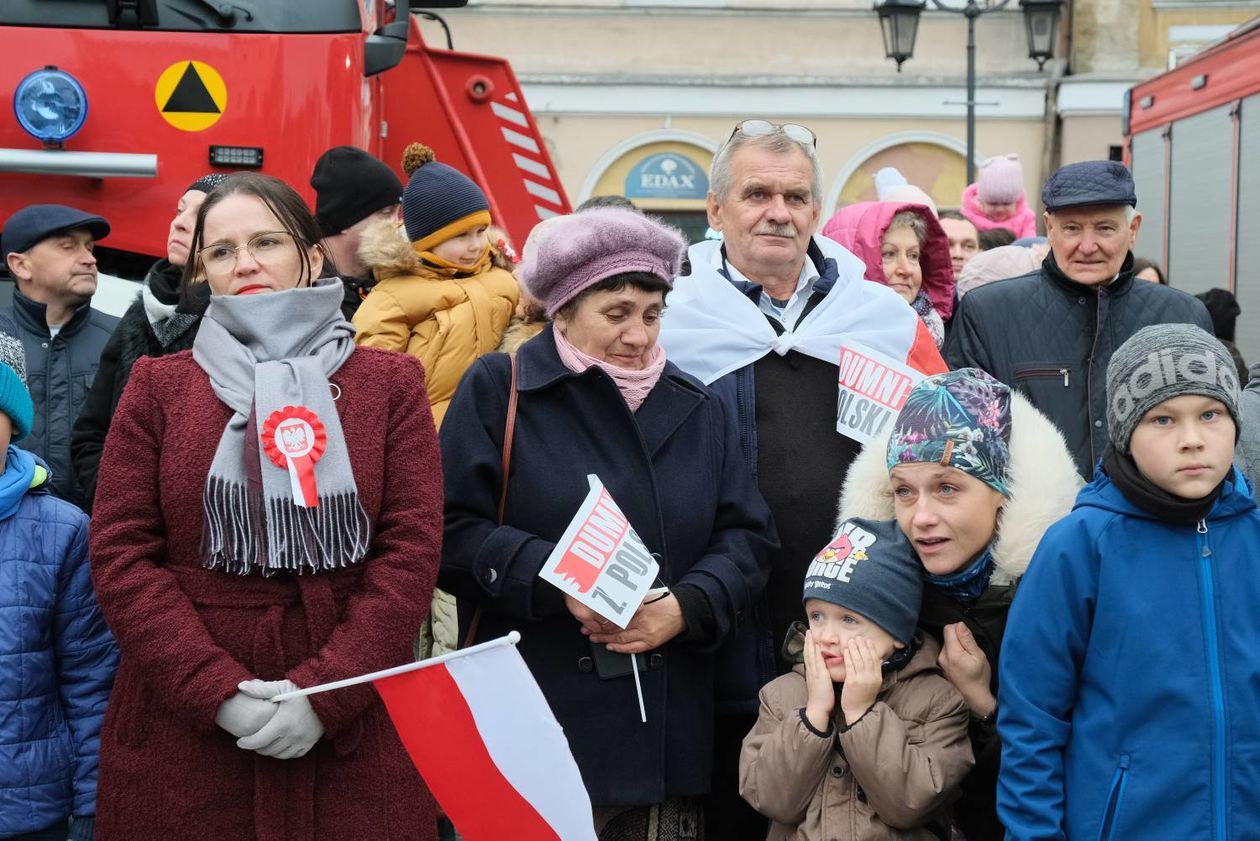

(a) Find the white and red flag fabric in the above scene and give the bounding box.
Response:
[272,633,595,840]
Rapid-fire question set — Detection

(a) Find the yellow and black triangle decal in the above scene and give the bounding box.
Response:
[162,62,220,114]
[154,60,227,131]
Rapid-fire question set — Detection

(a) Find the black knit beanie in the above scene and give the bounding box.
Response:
[310,146,404,238]
[1195,288,1241,342]
[399,142,490,249]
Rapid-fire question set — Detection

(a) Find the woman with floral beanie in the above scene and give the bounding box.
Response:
[837,368,1080,840]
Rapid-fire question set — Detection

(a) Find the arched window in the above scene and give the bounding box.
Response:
[828,133,975,214]
[581,131,717,243]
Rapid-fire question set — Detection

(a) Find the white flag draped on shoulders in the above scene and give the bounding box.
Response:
[659,236,938,385]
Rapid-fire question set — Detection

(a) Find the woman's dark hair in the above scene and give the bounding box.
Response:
[181,172,324,289]
[1132,257,1168,285]
[977,227,1016,251]
[556,271,672,320]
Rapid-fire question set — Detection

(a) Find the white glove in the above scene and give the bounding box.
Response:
[235,679,325,760]
[215,692,279,738]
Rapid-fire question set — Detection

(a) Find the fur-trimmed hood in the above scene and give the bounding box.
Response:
[496,317,545,353]
[357,218,515,281]
[837,392,1082,585]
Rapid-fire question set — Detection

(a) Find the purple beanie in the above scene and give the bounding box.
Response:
[518,208,686,316]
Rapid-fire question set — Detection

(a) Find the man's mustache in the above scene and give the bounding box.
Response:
[754,223,799,237]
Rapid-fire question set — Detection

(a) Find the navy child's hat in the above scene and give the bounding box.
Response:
[1041,161,1137,213]
[1,204,110,256]
[803,518,923,645]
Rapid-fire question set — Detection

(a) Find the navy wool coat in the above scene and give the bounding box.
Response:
[439,326,777,807]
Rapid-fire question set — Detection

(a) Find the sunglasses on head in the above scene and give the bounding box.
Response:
[729,119,817,148]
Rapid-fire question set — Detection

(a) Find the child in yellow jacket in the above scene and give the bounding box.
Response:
[354,142,519,427]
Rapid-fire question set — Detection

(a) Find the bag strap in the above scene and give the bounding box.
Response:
[497,352,519,525]
[462,352,518,649]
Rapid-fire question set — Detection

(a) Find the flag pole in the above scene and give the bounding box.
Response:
[270,631,522,702]
[630,652,647,724]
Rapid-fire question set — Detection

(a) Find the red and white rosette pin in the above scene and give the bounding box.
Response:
[261,406,328,508]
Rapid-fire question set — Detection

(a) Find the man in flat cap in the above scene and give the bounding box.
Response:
[3,204,119,506]
[945,160,1211,478]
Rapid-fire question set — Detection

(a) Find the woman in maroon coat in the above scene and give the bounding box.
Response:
[89,174,443,840]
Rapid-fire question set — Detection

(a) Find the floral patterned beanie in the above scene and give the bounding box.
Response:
[886,368,1013,497]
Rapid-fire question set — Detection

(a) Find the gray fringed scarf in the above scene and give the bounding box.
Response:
[192,277,371,575]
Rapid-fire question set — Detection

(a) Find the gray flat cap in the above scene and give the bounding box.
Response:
[1041,160,1137,212]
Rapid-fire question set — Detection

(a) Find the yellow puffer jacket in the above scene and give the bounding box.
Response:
[353,220,519,427]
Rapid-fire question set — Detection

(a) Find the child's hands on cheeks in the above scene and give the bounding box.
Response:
[803,630,835,733]
[840,637,883,726]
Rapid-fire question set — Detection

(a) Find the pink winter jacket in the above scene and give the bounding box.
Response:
[821,201,955,321]
[960,182,1038,238]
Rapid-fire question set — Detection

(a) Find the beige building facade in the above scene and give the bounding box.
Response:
[428,0,1259,237]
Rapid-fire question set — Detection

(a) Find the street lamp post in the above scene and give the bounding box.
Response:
[876,0,1064,184]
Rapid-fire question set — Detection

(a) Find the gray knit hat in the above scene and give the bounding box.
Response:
[802,517,922,645]
[1107,324,1241,454]
[0,320,33,439]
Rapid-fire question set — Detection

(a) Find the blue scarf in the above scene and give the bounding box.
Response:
[924,549,995,603]
[0,446,37,521]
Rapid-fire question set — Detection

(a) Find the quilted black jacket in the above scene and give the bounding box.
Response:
[8,290,118,508]
[945,251,1211,478]
[70,261,206,511]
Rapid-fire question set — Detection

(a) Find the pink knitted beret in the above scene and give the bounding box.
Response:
[517,207,687,316]
[977,154,1025,205]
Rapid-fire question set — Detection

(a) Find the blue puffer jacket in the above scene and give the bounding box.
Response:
[0,470,118,838]
[998,468,1260,841]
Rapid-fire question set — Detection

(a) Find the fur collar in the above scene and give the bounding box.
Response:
[837,392,1082,585]
[496,318,545,354]
[358,218,515,281]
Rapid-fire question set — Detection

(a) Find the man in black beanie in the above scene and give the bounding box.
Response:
[310,146,404,320]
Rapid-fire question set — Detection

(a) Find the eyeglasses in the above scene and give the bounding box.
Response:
[198,231,297,277]
[729,119,817,148]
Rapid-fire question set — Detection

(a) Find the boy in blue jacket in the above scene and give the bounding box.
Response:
[998,324,1259,841]
[0,323,117,841]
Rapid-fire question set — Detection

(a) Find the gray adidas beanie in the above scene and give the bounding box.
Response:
[802,517,922,645]
[1107,323,1241,454]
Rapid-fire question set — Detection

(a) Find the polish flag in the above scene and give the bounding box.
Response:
[273,633,595,840]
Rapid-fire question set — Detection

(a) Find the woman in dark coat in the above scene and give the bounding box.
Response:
[70,173,225,509]
[439,208,777,841]
[89,174,442,840]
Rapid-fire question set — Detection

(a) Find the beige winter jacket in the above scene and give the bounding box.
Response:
[739,635,973,841]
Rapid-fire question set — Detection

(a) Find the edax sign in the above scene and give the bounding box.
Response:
[624,152,708,200]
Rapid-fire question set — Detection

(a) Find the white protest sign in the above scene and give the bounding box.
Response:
[539,475,659,630]
[836,341,926,444]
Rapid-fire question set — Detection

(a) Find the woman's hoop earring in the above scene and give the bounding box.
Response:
[329,383,342,401]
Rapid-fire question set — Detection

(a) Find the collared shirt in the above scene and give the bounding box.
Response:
[723,257,822,331]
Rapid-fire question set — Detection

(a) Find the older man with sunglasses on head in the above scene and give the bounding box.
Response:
[658,119,947,841]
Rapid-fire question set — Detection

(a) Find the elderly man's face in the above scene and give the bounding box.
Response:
[707,145,820,280]
[1044,205,1140,287]
[6,228,99,305]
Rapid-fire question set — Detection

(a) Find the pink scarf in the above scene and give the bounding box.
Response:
[553,328,667,412]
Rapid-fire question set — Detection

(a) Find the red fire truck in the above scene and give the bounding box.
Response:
[1,0,569,304]
[1124,17,1260,365]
